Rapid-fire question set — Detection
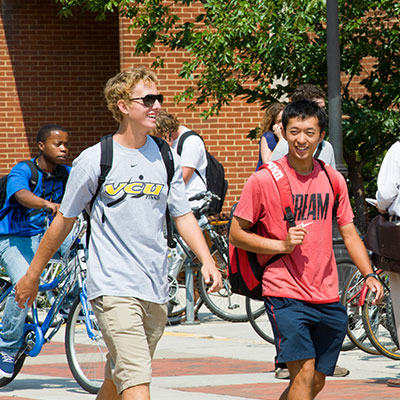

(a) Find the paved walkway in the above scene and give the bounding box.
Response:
[1,310,400,399]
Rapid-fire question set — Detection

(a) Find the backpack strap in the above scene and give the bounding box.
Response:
[150,136,174,188]
[234,160,297,269]
[259,160,296,228]
[54,164,69,192]
[176,130,202,156]
[315,159,340,218]
[150,135,176,248]
[86,134,113,247]
[176,130,207,186]
[24,160,39,191]
[89,134,113,213]
[314,141,323,159]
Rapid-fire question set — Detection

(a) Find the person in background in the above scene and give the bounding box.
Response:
[271,84,336,169]
[255,102,285,169]
[375,140,400,387]
[156,110,208,209]
[0,124,71,378]
[153,110,175,146]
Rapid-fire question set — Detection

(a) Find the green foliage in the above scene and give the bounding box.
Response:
[55,0,400,226]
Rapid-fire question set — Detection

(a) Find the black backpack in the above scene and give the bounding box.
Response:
[0,160,39,221]
[86,134,176,248]
[177,130,228,215]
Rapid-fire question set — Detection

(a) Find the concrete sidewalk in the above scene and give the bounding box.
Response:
[1,310,400,399]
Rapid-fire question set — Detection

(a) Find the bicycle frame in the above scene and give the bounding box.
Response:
[346,268,385,308]
[23,260,80,357]
[0,218,88,360]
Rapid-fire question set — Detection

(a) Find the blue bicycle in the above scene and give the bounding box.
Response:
[0,217,106,394]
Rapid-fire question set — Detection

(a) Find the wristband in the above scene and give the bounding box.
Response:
[364,272,379,281]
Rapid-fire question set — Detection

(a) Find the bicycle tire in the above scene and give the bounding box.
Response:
[362,272,400,360]
[0,353,26,387]
[65,297,106,394]
[245,297,274,344]
[0,281,27,387]
[336,258,357,295]
[340,268,379,354]
[198,241,250,322]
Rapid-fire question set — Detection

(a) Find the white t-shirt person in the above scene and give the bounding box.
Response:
[172,126,207,209]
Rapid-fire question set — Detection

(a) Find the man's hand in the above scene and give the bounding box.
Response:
[44,201,60,216]
[200,260,223,293]
[283,225,308,253]
[365,276,384,305]
[15,273,40,309]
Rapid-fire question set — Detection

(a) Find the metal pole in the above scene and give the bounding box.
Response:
[327,0,348,253]
[326,0,347,175]
[182,263,200,325]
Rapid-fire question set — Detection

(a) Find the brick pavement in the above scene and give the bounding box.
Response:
[2,340,399,400]
[178,380,400,399]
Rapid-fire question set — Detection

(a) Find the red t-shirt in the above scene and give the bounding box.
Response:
[234,156,354,303]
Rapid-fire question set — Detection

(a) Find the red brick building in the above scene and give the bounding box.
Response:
[0,0,265,212]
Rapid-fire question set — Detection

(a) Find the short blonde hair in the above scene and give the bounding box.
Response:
[104,66,158,122]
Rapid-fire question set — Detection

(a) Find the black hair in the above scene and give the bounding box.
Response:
[291,84,326,102]
[282,100,326,133]
[36,124,68,143]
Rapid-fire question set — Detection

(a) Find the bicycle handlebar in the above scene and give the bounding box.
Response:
[188,191,221,202]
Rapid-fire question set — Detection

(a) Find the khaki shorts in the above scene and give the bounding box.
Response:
[90,296,168,394]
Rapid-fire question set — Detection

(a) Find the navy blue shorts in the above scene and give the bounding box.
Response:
[264,296,348,376]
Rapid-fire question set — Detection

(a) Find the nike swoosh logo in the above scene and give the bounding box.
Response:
[131,164,138,168]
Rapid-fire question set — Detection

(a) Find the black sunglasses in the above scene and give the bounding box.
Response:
[129,94,164,107]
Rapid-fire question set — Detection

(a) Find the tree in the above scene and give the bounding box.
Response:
[56,0,400,232]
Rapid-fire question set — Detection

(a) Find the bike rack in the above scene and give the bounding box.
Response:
[182,263,200,325]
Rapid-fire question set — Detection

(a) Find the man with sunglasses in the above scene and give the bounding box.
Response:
[15,66,222,400]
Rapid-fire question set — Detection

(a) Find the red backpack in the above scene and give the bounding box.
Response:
[227,159,340,300]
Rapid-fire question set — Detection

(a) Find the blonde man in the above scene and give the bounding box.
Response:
[15,66,222,400]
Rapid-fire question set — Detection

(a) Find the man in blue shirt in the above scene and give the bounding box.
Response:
[0,124,70,378]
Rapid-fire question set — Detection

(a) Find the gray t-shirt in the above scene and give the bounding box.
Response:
[60,136,191,303]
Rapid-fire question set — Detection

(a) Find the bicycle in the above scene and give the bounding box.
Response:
[340,267,381,355]
[0,216,106,394]
[361,269,400,360]
[167,191,255,323]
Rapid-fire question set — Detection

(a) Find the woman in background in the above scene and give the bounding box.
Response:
[255,102,285,170]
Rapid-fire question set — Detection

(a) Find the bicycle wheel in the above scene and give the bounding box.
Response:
[336,259,357,295]
[198,241,250,322]
[362,272,400,360]
[65,297,106,394]
[0,353,26,387]
[0,278,26,387]
[245,297,274,344]
[167,281,203,325]
[340,269,379,354]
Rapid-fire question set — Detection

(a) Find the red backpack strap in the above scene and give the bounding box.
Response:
[315,159,340,217]
[258,161,296,227]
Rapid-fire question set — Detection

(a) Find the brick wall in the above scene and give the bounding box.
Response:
[0,0,120,174]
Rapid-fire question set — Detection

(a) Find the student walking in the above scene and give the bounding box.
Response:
[14,66,222,400]
[229,100,383,399]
